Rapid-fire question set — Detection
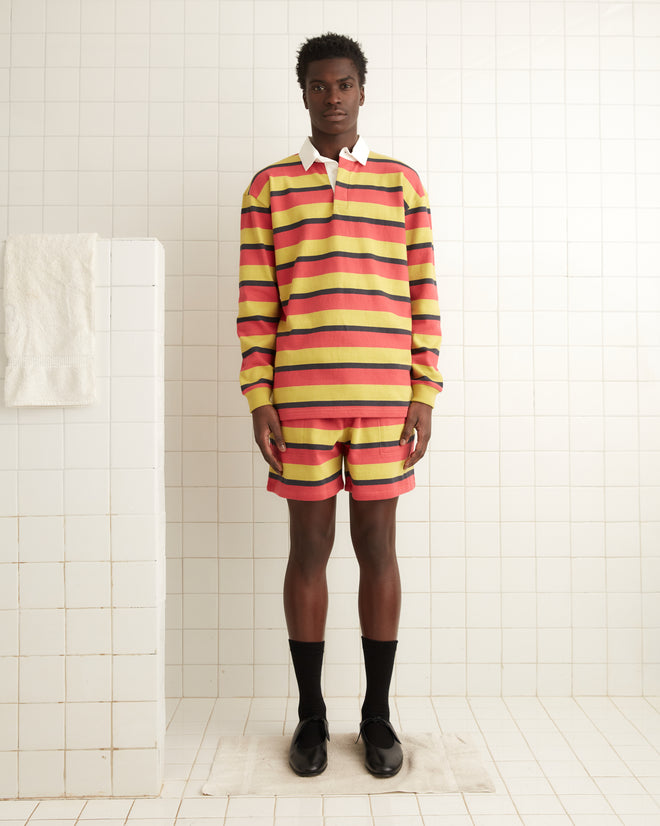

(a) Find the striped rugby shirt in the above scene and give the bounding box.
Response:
[237,139,443,421]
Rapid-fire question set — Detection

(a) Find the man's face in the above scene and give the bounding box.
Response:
[302,57,365,142]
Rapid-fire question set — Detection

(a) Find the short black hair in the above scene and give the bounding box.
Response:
[296,32,367,90]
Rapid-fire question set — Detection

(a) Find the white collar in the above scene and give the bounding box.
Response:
[299,135,370,170]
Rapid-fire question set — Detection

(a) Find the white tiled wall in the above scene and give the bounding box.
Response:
[0,0,658,719]
[0,238,166,798]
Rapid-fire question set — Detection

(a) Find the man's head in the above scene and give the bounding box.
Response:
[296,32,367,90]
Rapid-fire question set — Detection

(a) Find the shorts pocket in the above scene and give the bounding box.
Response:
[378,421,412,459]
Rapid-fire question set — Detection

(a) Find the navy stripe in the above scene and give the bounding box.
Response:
[282,439,404,451]
[268,469,343,487]
[350,468,414,486]
[275,399,410,410]
[352,439,404,450]
[408,242,434,252]
[241,243,274,252]
[239,279,277,287]
[274,362,410,373]
[240,378,273,391]
[412,346,440,356]
[271,184,331,197]
[241,205,271,215]
[412,314,441,321]
[238,314,280,324]
[365,156,417,173]
[283,441,336,451]
[274,214,405,235]
[336,181,403,194]
[281,287,410,306]
[241,345,276,358]
[277,250,407,272]
[413,378,444,389]
[276,324,410,338]
[273,217,331,234]
[410,277,436,287]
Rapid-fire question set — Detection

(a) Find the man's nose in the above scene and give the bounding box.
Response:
[324,85,341,104]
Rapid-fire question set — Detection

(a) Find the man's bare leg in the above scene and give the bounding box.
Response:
[284,497,336,640]
[350,496,401,640]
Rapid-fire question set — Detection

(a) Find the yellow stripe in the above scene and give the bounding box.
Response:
[348,459,406,482]
[287,272,410,296]
[279,309,412,331]
[281,457,341,483]
[271,202,333,229]
[238,299,280,316]
[274,346,412,367]
[411,298,440,315]
[276,235,405,264]
[275,385,412,404]
[239,264,276,280]
[278,272,410,305]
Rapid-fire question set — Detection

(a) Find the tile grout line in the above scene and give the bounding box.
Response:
[578,695,660,810]
[537,696,625,825]
[468,698,531,825]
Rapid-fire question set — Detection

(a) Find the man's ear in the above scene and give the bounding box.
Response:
[359,86,365,106]
[302,90,309,110]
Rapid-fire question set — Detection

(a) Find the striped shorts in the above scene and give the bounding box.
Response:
[267,418,415,501]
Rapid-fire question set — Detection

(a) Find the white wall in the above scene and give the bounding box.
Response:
[0,0,658,712]
[0,238,166,798]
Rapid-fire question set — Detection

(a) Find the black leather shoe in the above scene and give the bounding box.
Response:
[358,716,403,778]
[288,716,329,776]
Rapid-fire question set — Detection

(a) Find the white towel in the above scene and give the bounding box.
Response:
[3,233,97,407]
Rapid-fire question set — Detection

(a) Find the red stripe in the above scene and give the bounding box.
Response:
[276,219,403,247]
[277,256,408,280]
[336,187,405,208]
[238,284,277,302]
[271,188,333,213]
[407,247,434,267]
[275,329,411,350]
[240,248,275,267]
[267,477,343,500]
[274,367,411,388]
[285,294,409,317]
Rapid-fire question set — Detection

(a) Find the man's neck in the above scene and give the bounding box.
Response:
[310,131,358,162]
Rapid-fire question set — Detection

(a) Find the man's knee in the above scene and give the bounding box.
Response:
[350,498,398,570]
[287,497,336,573]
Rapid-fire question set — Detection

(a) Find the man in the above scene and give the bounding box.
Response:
[237,32,442,778]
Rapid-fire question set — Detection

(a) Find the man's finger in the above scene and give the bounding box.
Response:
[400,419,416,446]
[269,420,286,452]
[252,406,285,473]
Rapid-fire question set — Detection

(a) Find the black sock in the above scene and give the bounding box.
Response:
[289,639,327,747]
[361,636,398,748]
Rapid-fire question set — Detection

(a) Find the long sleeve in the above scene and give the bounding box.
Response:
[404,181,443,407]
[236,184,281,412]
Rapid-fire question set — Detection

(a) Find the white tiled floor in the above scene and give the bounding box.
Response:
[1,697,659,826]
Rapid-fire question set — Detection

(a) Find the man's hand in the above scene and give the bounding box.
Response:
[400,401,433,470]
[252,405,286,474]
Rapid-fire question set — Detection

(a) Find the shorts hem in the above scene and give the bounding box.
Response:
[345,476,416,501]
[266,475,416,502]
[266,476,344,501]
